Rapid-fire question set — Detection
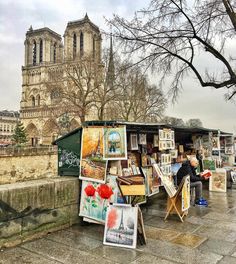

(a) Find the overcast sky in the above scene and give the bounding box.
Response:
[0,0,235,133]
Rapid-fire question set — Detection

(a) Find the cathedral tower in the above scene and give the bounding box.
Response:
[20,15,102,145]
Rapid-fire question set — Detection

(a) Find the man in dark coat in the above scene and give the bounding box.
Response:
[177,157,207,205]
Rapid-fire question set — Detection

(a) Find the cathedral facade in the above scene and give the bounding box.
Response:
[20,14,102,145]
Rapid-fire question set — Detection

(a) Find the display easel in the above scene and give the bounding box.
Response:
[164,175,189,222]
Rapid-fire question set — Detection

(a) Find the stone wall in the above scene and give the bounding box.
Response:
[0,177,79,248]
[0,153,58,185]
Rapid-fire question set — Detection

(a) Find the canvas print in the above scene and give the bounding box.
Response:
[225,146,234,155]
[153,163,177,197]
[79,180,114,223]
[212,137,220,149]
[139,134,147,145]
[203,159,216,171]
[80,127,107,183]
[182,176,190,211]
[130,134,139,150]
[209,169,227,192]
[132,195,146,205]
[170,149,178,159]
[103,204,138,249]
[141,166,159,196]
[159,129,164,140]
[103,126,127,160]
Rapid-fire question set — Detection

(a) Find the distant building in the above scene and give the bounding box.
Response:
[0,110,20,146]
[20,14,103,145]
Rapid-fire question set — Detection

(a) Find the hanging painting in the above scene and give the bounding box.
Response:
[103,204,138,249]
[80,126,107,183]
[130,134,139,150]
[203,159,216,171]
[209,169,227,192]
[212,137,220,149]
[139,134,147,145]
[79,180,114,223]
[153,134,159,147]
[103,126,127,160]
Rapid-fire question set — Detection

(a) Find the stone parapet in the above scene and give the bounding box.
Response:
[0,177,79,248]
[0,152,57,184]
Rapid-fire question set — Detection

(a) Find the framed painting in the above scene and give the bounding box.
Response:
[80,126,107,183]
[103,204,138,249]
[159,129,164,140]
[203,159,216,171]
[212,137,220,149]
[103,126,127,160]
[170,149,178,159]
[153,163,177,198]
[130,134,138,150]
[209,169,227,192]
[225,146,234,155]
[139,134,147,145]
[79,180,114,223]
[153,134,159,147]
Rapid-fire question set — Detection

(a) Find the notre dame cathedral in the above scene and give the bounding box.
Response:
[20,14,105,145]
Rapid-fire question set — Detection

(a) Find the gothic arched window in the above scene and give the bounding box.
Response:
[32,40,37,65]
[53,43,57,63]
[80,32,84,57]
[31,96,35,107]
[36,94,40,106]
[39,39,43,63]
[73,33,77,59]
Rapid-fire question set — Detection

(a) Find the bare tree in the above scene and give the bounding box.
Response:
[186,118,203,127]
[47,56,103,123]
[111,63,166,122]
[108,0,236,100]
[161,116,186,127]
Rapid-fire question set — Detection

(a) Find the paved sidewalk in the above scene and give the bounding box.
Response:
[1,188,236,264]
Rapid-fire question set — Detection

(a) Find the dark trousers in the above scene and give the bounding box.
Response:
[190,181,202,201]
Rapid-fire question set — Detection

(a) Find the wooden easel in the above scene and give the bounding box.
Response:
[164,176,189,222]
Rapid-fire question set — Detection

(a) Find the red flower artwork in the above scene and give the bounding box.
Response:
[97,184,113,200]
[84,184,96,197]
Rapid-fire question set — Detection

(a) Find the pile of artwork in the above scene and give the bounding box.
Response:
[78,125,179,248]
[79,126,127,223]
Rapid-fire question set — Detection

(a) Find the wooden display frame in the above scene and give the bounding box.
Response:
[164,175,189,222]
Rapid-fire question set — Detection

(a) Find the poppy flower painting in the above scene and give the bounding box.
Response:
[80,179,120,223]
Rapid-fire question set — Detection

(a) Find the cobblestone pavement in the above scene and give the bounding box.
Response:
[1,187,236,264]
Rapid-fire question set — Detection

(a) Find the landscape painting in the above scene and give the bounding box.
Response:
[80,126,107,183]
[103,126,127,160]
[103,204,138,249]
